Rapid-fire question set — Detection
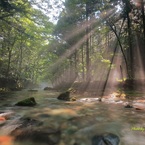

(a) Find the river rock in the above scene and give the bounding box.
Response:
[133,103,145,110]
[57,91,70,101]
[10,117,61,145]
[13,129,60,145]
[0,111,14,119]
[44,87,54,90]
[19,117,43,127]
[57,91,76,101]
[11,117,60,145]
[135,99,145,103]
[92,133,120,145]
[124,104,133,108]
[15,97,36,106]
[28,89,38,92]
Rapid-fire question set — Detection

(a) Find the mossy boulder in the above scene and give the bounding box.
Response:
[57,91,76,101]
[15,97,36,106]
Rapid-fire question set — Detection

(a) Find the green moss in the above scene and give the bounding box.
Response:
[15,97,36,106]
[70,97,76,101]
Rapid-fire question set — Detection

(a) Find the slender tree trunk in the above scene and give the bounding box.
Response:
[141,0,145,39]
[126,12,133,79]
[107,19,129,78]
[19,43,23,75]
[18,37,25,76]
[100,19,126,99]
[122,0,133,79]
[86,2,90,82]
[81,44,85,81]
[7,47,12,77]
[74,51,77,72]
[69,57,73,82]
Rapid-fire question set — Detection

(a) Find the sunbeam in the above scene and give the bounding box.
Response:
[62,7,118,42]
[50,7,118,76]
[134,33,145,92]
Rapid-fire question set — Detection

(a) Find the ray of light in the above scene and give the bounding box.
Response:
[134,33,145,92]
[49,6,125,95]
[62,7,118,42]
[50,7,118,72]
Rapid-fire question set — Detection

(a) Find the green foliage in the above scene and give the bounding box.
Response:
[1,0,145,88]
[0,0,55,84]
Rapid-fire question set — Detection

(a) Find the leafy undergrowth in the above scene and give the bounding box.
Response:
[0,88,11,93]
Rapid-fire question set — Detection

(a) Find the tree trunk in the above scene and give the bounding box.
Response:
[126,11,133,79]
[7,47,11,77]
[86,2,90,82]
[141,0,145,39]
[107,19,129,78]
[81,44,85,81]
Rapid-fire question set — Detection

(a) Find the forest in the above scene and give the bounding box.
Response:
[0,0,145,145]
[0,0,145,93]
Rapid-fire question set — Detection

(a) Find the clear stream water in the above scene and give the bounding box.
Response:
[0,90,145,145]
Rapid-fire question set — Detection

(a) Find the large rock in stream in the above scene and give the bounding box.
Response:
[15,97,36,106]
[57,91,76,101]
[92,133,120,145]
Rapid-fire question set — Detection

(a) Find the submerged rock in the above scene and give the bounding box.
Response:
[44,87,54,91]
[92,133,120,145]
[15,130,60,145]
[13,129,61,145]
[28,89,38,92]
[11,117,59,145]
[124,104,133,108]
[15,97,36,106]
[19,117,43,127]
[10,117,60,145]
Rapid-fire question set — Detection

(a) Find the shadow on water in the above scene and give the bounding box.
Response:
[0,90,145,145]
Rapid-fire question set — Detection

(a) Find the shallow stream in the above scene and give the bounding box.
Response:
[0,90,145,145]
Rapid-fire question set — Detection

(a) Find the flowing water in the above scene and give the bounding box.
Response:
[0,90,145,145]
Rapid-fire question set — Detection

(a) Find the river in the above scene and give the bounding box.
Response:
[0,90,145,145]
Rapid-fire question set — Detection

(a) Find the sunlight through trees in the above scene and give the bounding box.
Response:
[0,0,145,92]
